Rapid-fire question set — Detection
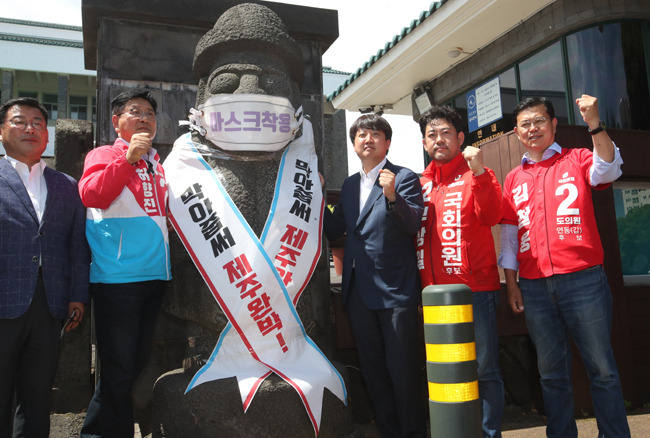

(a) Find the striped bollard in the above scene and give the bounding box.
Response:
[423,284,481,438]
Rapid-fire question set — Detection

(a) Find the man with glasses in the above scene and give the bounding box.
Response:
[79,89,171,437]
[0,97,89,437]
[499,95,631,437]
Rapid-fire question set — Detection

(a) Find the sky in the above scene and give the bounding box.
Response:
[2,0,430,174]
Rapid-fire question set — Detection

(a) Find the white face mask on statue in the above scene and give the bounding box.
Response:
[181,94,303,152]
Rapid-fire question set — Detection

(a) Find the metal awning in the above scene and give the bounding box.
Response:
[329,0,555,116]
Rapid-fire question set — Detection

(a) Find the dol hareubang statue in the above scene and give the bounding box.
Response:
[159,3,347,436]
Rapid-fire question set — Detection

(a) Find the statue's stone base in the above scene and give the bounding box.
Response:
[152,365,353,438]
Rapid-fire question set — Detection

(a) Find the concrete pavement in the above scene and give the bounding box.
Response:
[501,408,650,437]
[50,407,650,437]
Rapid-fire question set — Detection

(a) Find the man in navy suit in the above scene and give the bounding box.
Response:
[0,97,90,438]
[325,114,426,437]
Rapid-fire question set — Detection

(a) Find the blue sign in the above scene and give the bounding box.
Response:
[465,77,502,133]
[467,92,478,132]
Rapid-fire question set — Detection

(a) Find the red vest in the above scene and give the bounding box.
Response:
[501,148,608,279]
[417,154,502,292]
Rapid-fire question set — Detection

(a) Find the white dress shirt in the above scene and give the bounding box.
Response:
[359,158,386,214]
[3,155,48,223]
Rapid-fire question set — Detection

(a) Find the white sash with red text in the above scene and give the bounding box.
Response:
[163,120,346,435]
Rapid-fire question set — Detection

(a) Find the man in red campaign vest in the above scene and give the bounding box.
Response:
[499,95,630,438]
[416,105,504,438]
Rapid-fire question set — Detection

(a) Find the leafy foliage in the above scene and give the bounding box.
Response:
[617,203,650,275]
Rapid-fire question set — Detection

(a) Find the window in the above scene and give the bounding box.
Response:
[519,41,569,125]
[567,22,650,131]
[453,94,469,134]
[614,182,650,282]
[42,93,58,121]
[18,91,38,99]
[70,95,88,120]
[448,20,650,133]
[499,67,518,128]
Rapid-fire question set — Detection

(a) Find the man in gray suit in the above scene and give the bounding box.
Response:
[0,97,90,438]
[324,114,426,438]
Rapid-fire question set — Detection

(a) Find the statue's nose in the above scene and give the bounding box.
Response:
[234,74,266,95]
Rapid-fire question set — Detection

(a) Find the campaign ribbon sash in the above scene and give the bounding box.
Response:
[164,122,346,435]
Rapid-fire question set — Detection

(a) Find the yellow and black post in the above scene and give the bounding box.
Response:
[423,284,481,438]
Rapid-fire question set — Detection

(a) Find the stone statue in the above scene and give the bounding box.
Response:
[154,4,350,437]
[165,1,305,338]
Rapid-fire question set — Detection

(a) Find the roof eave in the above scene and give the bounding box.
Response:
[330,0,556,116]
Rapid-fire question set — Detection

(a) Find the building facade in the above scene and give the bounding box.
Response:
[329,0,650,412]
[0,18,97,156]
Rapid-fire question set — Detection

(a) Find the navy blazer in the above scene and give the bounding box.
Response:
[0,159,90,320]
[325,160,424,309]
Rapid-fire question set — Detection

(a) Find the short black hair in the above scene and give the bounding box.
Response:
[418,105,463,137]
[512,97,555,125]
[111,90,158,116]
[0,97,48,124]
[349,113,392,143]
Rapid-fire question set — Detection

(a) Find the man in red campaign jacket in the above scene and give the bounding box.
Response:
[416,105,504,438]
[499,95,630,438]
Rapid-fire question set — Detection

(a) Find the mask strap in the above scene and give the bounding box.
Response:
[178,108,206,136]
[295,105,304,126]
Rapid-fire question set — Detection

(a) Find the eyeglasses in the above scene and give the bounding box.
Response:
[6,118,47,131]
[518,117,548,130]
[120,108,156,120]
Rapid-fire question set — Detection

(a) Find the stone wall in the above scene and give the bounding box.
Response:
[51,119,95,412]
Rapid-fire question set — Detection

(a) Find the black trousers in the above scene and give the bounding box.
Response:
[346,284,427,438]
[81,280,164,438]
[0,275,61,438]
